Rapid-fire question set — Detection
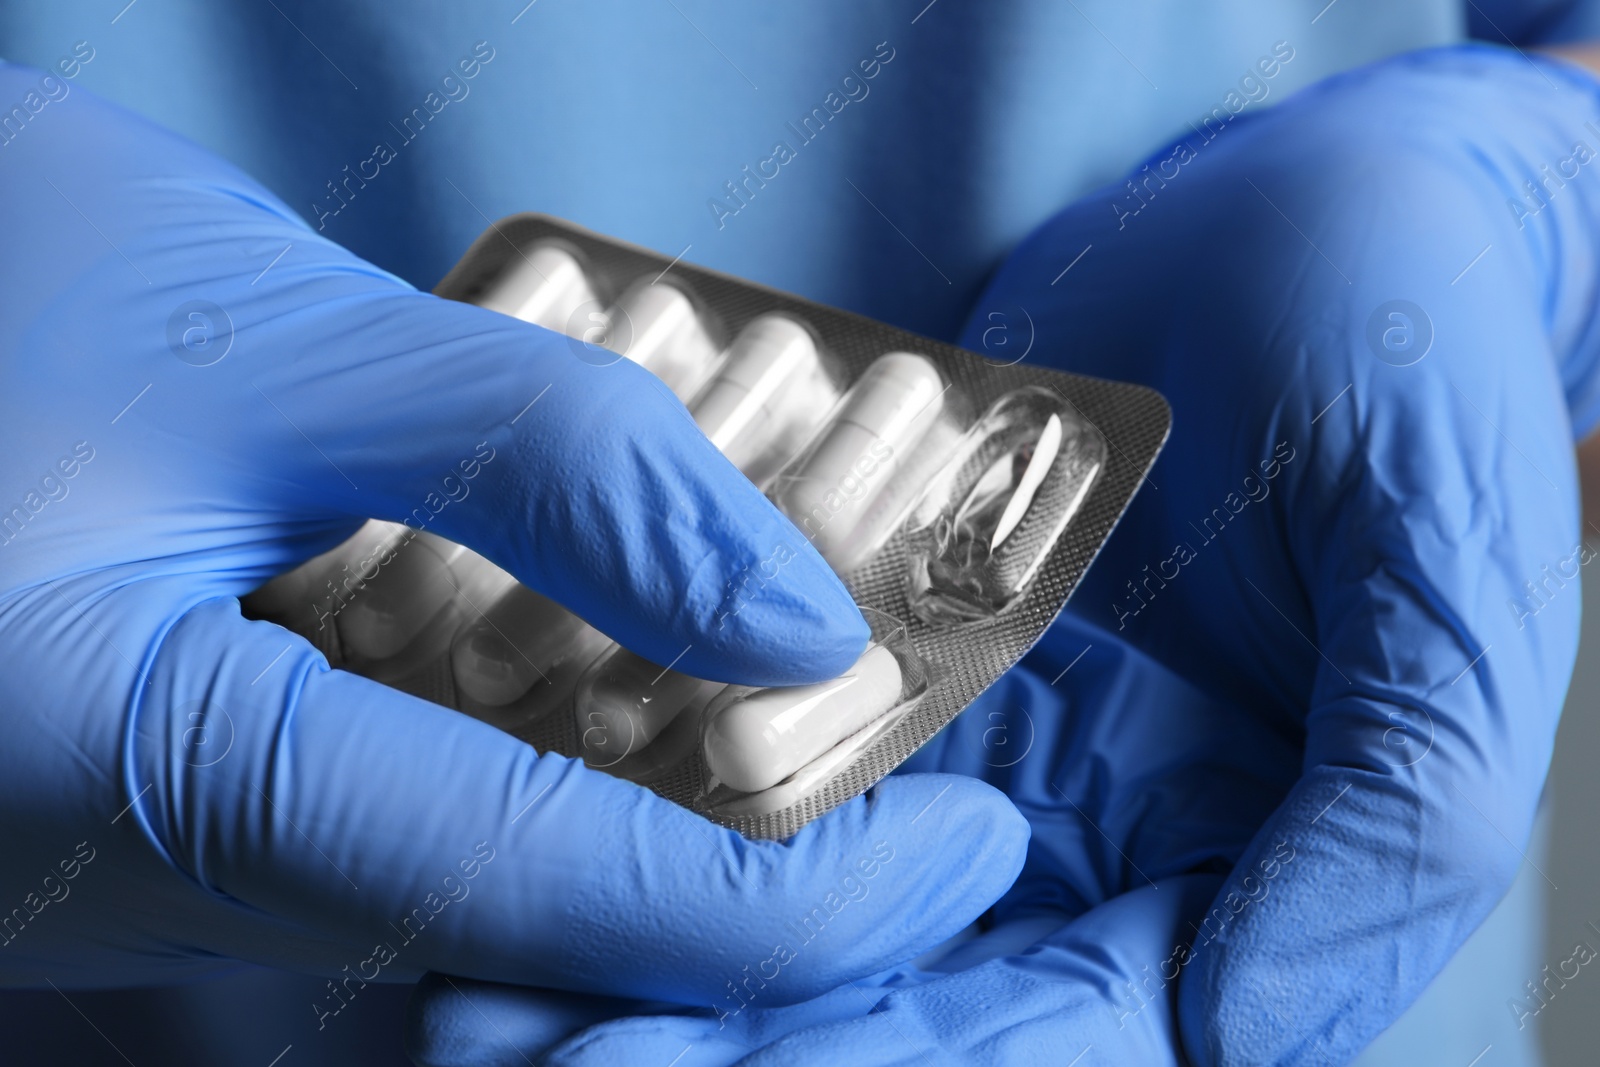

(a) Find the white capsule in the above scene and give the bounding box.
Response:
[607,280,721,400]
[451,585,598,707]
[770,352,945,572]
[577,647,725,762]
[475,241,600,334]
[243,557,330,626]
[702,644,903,794]
[243,520,401,629]
[338,533,516,663]
[691,313,836,487]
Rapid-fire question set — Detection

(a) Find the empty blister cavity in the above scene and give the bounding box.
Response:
[769,352,949,574]
[451,585,613,728]
[607,279,722,401]
[906,388,1105,623]
[575,647,726,780]
[690,313,838,488]
[474,240,601,333]
[701,614,931,809]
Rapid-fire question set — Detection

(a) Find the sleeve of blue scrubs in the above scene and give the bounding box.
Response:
[406,42,1600,1066]
[1468,0,1600,43]
[0,63,1030,1003]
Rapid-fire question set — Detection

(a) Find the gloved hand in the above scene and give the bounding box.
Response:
[404,629,1253,1066]
[0,63,1029,1007]
[404,43,1600,1065]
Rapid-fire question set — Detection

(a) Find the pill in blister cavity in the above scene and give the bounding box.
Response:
[577,647,725,764]
[607,280,721,401]
[243,519,399,631]
[474,241,599,333]
[691,314,837,488]
[907,387,1105,624]
[702,644,903,794]
[770,352,946,573]
[451,586,600,707]
[338,532,516,662]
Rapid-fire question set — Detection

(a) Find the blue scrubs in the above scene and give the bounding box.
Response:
[0,1,1565,1062]
[1,0,1462,340]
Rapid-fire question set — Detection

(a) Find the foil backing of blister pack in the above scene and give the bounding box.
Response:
[344,215,1168,839]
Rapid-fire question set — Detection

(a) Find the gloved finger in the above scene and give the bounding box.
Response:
[105,593,1029,994]
[742,882,1220,1067]
[537,877,1221,1067]
[956,46,1591,1066]
[236,288,869,686]
[1153,54,1588,1065]
[407,957,902,1067]
[6,73,864,686]
[898,628,1291,916]
[404,973,655,1067]
[417,1001,740,1067]
[543,1014,770,1067]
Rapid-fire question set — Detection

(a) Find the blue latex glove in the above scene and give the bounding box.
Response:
[0,64,1029,1003]
[404,633,1251,1066]
[405,43,1600,1065]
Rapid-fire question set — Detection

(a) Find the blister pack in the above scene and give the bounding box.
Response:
[245,215,1169,839]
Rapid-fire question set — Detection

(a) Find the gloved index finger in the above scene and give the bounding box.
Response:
[229,275,868,687]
